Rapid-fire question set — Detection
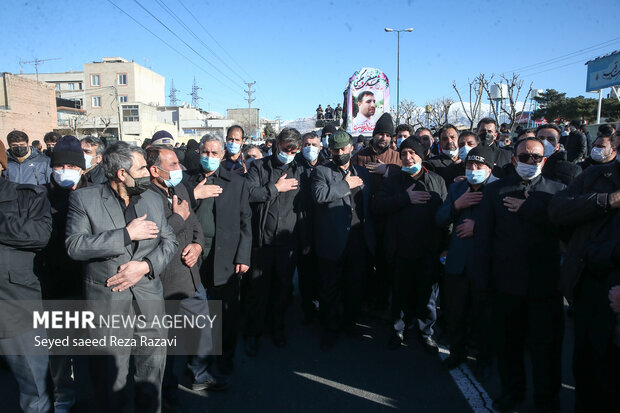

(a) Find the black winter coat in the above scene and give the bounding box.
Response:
[542,150,582,186]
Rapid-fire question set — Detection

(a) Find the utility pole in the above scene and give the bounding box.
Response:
[18,57,61,81]
[245,81,256,139]
[189,77,202,108]
[168,79,180,106]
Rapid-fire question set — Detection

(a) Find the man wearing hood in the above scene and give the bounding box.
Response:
[3,130,52,185]
[474,137,566,412]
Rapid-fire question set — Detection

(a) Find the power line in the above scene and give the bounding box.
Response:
[152,0,247,84]
[132,0,244,91]
[176,0,253,80]
[503,36,620,74]
[106,0,244,98]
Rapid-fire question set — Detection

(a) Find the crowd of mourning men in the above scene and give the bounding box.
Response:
[0,115,619,413]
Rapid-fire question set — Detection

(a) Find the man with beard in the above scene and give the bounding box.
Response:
[65,141,178,412]
[311,131,375,350]
[424,124,461,188]
[351,91,378,134]
[578,131,617,171]
[352,113,402,311]
[476,117,512,168]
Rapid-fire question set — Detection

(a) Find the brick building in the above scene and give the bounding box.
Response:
[0,73,57,146]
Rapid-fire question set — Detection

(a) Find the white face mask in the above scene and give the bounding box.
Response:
[515,161,542,181]
[53,168,81,188]
[590,147,610,163]
[442,146,459,159]
[458,145,472,162]
[84,154,93,169]
[543,139,556,157]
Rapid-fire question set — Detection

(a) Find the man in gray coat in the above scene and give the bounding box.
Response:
[65,142,178,413]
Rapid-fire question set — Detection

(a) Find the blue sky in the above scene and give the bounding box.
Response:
[2,0,619,120]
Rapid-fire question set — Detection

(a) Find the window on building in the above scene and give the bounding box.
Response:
[68,83,75,90]
[119,95,128,103]
[122,105,139,122]
[92,96,101,108]
[78,82,83,90]
[90,74,100,86]
[117,73,127,86]
[55,83,61,90]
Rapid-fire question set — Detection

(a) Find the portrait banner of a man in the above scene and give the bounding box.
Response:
[344,67,390,136]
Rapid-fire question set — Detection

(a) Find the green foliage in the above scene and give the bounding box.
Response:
[532,88,620,123]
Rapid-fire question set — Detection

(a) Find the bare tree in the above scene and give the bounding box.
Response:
[69,113,89,136]
[100,117,112,135]
[452,74,489,130]
[397,99,419,126]
[497,73,533,131]
[426,98,454,128]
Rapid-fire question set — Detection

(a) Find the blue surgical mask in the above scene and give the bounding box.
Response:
[401,163,422,175]
[303,146,319,162]
[277,151,296,165]
[397,137,406,148]
[226,141,241,155]
[160,167,183,187]
[458,145,472,162]
[200,155,220,172]
[465,169,489,185]
[53,168,81,188]
[543,139,556,157]
[442,146,459,158]
[322,136,329,147]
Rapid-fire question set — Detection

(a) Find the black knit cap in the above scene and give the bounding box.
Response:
[465,144,494,169]
[51,135,85,169]
[322,124,337,136]
[398,136,425,158]
[372,113,395,136]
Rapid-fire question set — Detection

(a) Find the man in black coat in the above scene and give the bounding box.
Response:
[565,120,587,162]
[435,145,494,371]
[295,131,326,325]
[578,133,617,171]
[474,137,566,412]
[537,123,582,185]
[373,138,447,353]
[549,155,620,413]
[311,131,375,350]
[184,134,252,376]
[476,117,512,168]
[81,135,107,185]
[0,139,53,413]
[146,146,228,404]
[182,139,201,171]
[244,128,302,354]
[424,124,461,189]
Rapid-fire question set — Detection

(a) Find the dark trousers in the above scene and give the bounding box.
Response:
[297,249,318,316]
[208,276,240,366]
[0,328,51,413]
[317,228,368,331]
[391,256,438,337]
[443,272,493,360]
[244,245,297,337]
[495,293,563,410]
[368,231,392,309]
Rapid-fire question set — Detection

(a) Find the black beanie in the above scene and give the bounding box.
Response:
[322,124,337,136]
[465,144,495,169]
[398,137,425,158]
[372,113,395,136]
[51,135,86,169]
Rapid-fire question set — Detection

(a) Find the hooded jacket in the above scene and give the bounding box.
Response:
[4,147,52,186]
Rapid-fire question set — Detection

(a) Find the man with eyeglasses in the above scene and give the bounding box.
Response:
[474,137,566,413]
[537,124,582,186]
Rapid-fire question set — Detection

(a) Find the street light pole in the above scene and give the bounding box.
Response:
[385,27,413,125]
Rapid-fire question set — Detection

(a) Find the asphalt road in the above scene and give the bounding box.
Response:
[0,291,576,413]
